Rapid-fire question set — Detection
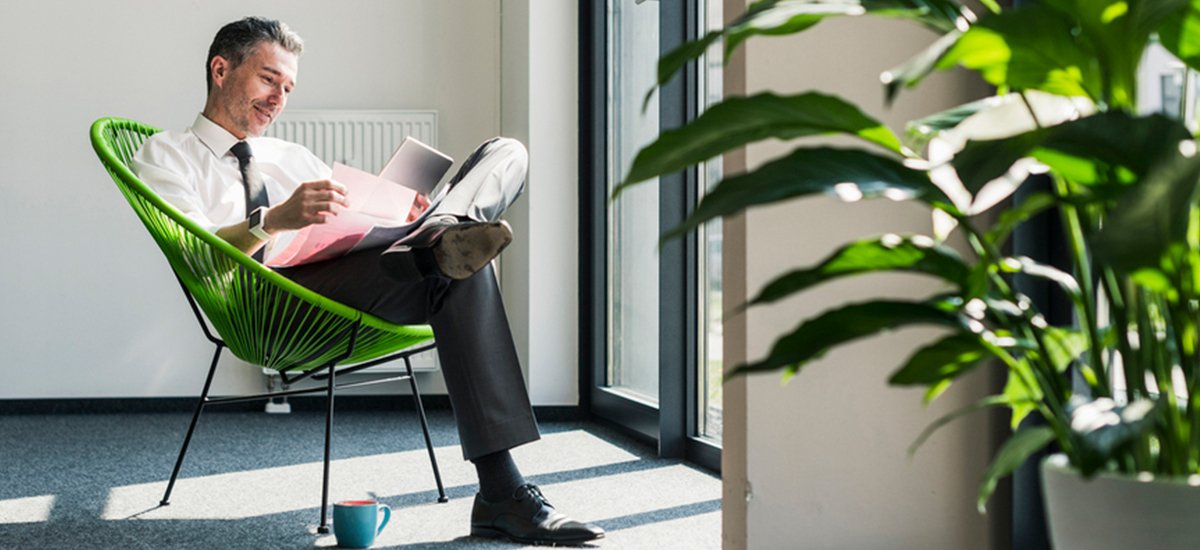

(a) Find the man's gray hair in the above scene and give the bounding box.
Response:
[206,16,304,92]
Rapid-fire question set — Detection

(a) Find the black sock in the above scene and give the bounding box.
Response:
[472,450,527,502]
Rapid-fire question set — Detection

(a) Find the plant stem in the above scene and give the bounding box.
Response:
[984,339,1075,455]
[1052,174,1111,397]
[1167,294,1199,473]
[1103,270,1141,397]
[1144,292,1188,475]
[958,217,1073,428]
[1186,205,1200,473]
[1105,270,1152,470]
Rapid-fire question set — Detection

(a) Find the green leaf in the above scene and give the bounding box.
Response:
[1066,397,1159,476]
[1159,0,1200,73]
[858,0,973,32]
[729,300,966,379]
[1000,256,1082,305]
[883,29,964,106]
[1130,266,1176,296]
[950,130,1046,195]
[1003,361,1043,429]
[1041,327,1089,373]
[1091,144,1200,273]
[922,379,954,403]
[746,234,970,309]
[963,263,991,300]
[950,112,1189,194]
[1043,0,1187,108]
[889,333,992,387]
[981,297,1025,324]
[985,191,1056,246]
[661,147,949,242]
[619,92,903,194]
[1032,113,1189,186]
[905,97,997,152]
[653,0,974,94]
[978,425,1056,512]
[938,4,1102,100]
[647,31,724,112]
[909,394,1015,458]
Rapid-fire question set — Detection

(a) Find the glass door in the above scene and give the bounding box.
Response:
[582,0,721,470]
[697,0,723,444]
[606,0,662,407]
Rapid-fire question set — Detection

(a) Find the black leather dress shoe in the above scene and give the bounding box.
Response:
[380,217,512,282]
[470,484,605,546]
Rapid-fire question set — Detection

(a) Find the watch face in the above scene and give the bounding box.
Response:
[249,208,262,227]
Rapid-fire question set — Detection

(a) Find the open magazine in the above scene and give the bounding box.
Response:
[264,137,453,267]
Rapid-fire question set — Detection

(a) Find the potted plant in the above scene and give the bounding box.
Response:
[618,0,1200,547]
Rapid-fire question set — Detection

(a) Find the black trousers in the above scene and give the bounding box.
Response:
[278,252,539,460]
[276,137,537,461]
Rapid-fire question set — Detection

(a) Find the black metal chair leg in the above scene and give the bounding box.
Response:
[318,364,336,534]
[406,356,448,503]
[161,343,223,506]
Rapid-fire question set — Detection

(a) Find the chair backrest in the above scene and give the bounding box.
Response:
[90,118,432,371]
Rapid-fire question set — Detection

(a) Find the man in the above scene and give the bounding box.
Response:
[133,16,603,545]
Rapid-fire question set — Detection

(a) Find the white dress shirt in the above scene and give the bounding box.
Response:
[132,113,331,233]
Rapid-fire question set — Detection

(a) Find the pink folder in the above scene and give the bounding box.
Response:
[264,163,420,267]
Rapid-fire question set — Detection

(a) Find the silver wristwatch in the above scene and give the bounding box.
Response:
[248,207,271,241]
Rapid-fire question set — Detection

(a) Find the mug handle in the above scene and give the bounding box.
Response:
[376,503,391,535]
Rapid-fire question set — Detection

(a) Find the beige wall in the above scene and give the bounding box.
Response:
[722,6,996,549]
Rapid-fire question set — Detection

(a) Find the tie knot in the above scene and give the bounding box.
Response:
[230,141,253,167]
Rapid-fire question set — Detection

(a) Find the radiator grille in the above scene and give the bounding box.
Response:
[264,110,439,174]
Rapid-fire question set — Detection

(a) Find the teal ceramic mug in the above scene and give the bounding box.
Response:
[332,500,391,548]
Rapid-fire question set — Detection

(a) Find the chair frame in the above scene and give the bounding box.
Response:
[91,117,448,534]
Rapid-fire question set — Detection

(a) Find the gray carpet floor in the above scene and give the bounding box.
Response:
[0,409,720,549]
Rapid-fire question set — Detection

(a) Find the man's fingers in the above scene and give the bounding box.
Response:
[303,189,348,206]
[305,179,348,194]
[321,189,349,204]
[305,201,344,220]
[305,208,332,224]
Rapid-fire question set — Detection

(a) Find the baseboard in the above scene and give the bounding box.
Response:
[0,396,583,421]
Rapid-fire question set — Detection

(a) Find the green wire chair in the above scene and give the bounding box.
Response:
[90,117,448,533]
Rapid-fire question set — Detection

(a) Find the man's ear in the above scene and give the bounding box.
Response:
[210,55,230,88]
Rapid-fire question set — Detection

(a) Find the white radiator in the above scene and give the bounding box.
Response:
[265,109,439,174]
[262,109,441,379]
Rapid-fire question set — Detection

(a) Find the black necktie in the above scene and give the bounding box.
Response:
[230,141,269,261]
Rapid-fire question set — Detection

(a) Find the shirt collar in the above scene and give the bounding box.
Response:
[190,113,241,159]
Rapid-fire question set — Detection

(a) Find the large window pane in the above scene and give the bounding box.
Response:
[698,0,723,442]
[606,0,660,404]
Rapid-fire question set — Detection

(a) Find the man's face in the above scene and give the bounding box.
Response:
[209,41,298,139]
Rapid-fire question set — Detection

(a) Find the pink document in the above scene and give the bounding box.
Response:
[264,163,419,267]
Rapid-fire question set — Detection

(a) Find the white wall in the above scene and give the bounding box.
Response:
[722,7,996,549]
[0,0,577,403]
[499,0,580,406]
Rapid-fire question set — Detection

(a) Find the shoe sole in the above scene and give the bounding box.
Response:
[470,525,605,546]
[433,221,513,280]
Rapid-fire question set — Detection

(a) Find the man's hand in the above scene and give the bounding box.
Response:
[264,179,348,233]
[407,193,431,223]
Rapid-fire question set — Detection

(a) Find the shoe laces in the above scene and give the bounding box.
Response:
[515,483,552,508]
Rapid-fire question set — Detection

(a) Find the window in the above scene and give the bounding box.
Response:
[581,0,721,470]
[698,0,723,443]
[606,0,662,406]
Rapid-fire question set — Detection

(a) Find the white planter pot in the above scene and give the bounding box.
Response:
[1041,453,1200,549]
